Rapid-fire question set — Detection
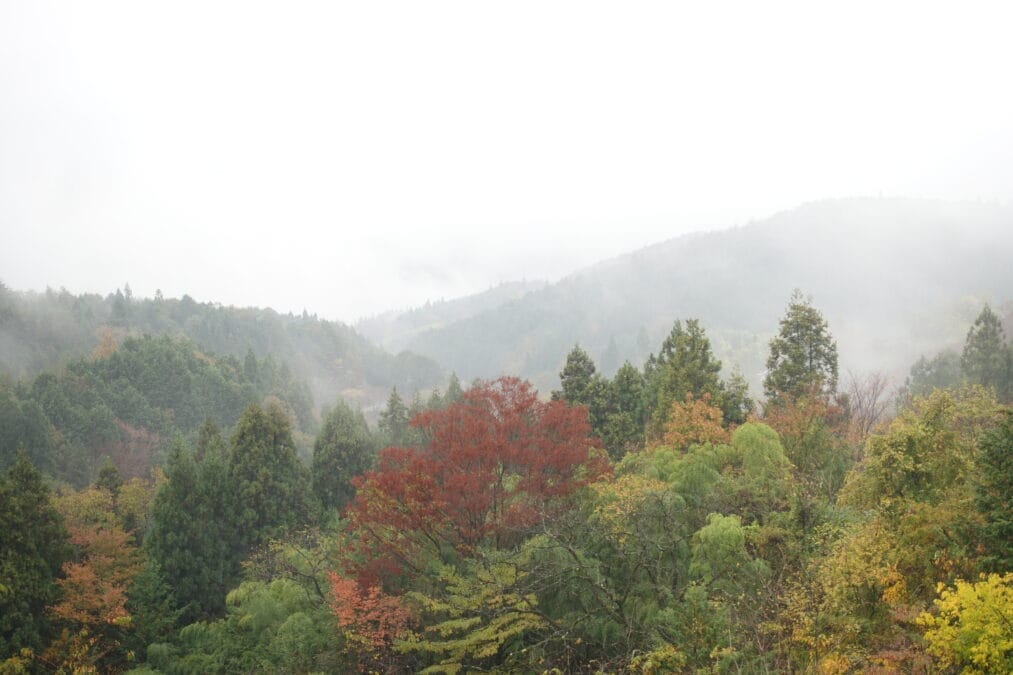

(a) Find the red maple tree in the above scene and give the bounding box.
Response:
[346,377,609,583]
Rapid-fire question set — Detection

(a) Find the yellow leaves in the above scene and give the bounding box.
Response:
[589,473,666,545]
[917,573,1013,674]
[662,393,730,449]
[628,644,686,673]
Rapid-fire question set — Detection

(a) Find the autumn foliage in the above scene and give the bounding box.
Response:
[346,377,610,582]
[662,393,730,448]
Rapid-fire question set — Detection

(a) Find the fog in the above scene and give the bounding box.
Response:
[2,1,1012,321]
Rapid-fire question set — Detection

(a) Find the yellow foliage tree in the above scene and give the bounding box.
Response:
[917,573,1013,674]
[662,393,729,449]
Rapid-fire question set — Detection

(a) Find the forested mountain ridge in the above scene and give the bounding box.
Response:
[0,284,443,411]
[365,198,1012,393]
[358,279,547,353]
[0,334,316,485]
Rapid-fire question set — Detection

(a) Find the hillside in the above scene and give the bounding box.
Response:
[358,280,547,353]
[363,198,1013,394]
[0,286,443,412]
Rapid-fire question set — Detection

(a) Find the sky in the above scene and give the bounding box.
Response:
[1,1,1011,323]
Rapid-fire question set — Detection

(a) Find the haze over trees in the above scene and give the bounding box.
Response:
[0,201,1010,672]
[357,198,1012,395]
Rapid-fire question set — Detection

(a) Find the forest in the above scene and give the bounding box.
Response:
[0,288,1010,674]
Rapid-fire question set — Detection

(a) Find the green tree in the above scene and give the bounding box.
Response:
[145,436,243,624]
[230,403,312,543]
[444,373,464,405]
[0,452,71,658]
[764,291,838,402]
[312,401,376,511]
[552,345,609,437]
[599,361,646,459]
[961,304,1011,401]
[898,350,963,406]
[378,388,410,446]
[974,410,1012,572]
[644,319,724,439]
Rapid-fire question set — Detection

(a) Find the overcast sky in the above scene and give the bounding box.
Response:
[1,1,1011,322]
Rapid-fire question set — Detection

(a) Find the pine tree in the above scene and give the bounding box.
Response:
[764,291,838,402]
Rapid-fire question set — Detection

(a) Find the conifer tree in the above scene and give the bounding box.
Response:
[378,388,410,446]
[312,401,376,511]
[961,304,1011,401]
[230,403,311,543]
[764,291,838,402]
[0,452,70,658]
[644,320,724,438]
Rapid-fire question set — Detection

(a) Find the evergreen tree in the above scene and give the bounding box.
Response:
[94,456,123,496]
[312,401,376,511]
[230,402,311,543]
[764,290,838,402]
[644,320,724,438]
[898,350,963,405]
[378,388,410,446]
[145,436,241,623]
[0,452,70,658]
[961,304,1011,401]
[195,417,225,461]
[599,361,646,458]
[444,373,464,405]
[552,345,609,438]
[974,410,1012,572]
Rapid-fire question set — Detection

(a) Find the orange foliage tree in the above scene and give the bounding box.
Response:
[345,377,610,585]
[662,393,731,449]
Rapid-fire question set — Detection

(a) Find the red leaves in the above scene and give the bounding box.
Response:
[327,573,412,649]
[346,377,609,582]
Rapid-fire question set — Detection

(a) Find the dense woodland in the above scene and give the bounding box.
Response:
[0,283,1010,673]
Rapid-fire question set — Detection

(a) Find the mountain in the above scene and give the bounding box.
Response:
[359,198,1013,394]
[357,280,547,353]
[0,286,443,412]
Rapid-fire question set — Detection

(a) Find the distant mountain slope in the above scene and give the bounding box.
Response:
[378,198,1013,394]
[357,280,547,353]
[0,287,443,411]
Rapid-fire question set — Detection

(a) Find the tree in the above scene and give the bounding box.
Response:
[378,388,410,447]
[312,401,376,511]
[230,402,312,544]
[552,345,609,439]
[961,304,1011,401]
[662,393,729,449]
[974,410,1012,572]
[444,373,464,405]
[599,362,646,459]
[346,377,609,584]
[898,350,963,405]
[46,485,143,671]
[917,573,1013,674]
[764,291,838,402]
[0,452,71,658]
[644,320,725,439]
[145,436,242,624]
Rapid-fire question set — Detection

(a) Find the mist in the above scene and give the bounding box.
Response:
[2,2,1012,322]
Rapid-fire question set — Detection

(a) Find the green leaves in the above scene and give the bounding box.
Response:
[764,291,838,402]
